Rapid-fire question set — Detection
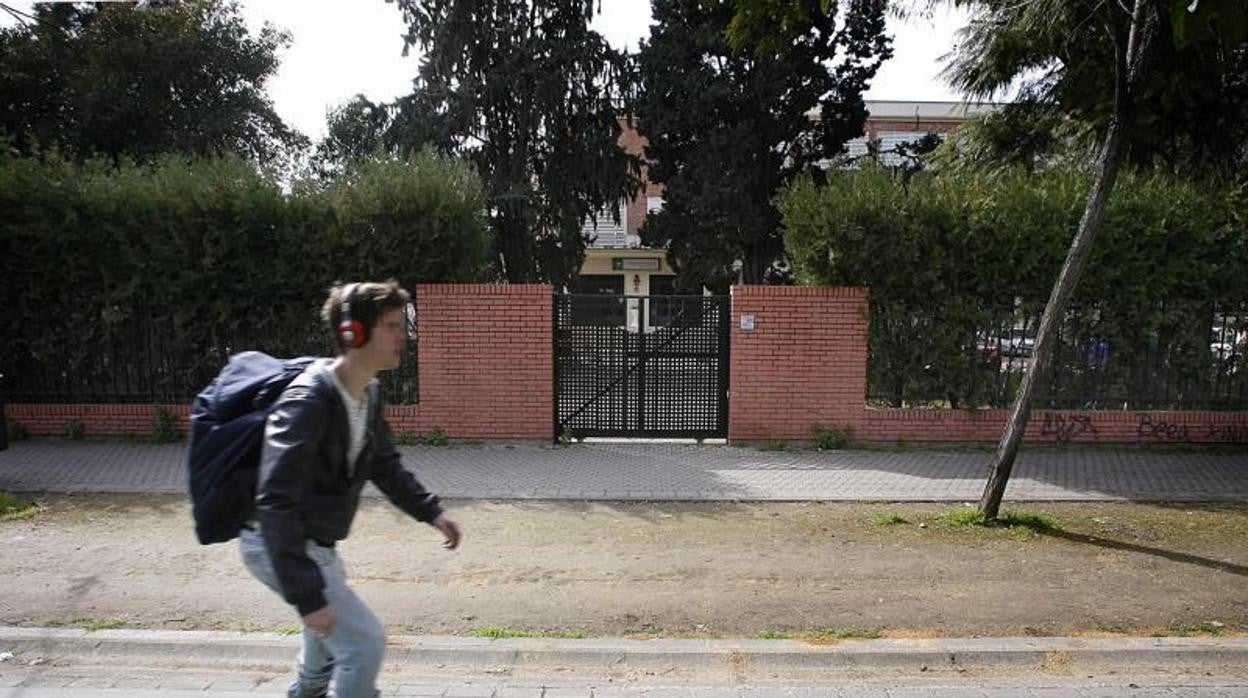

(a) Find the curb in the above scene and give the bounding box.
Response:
[3,628,1247,680]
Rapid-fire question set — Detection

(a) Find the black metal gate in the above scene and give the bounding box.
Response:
[555,294,729,439]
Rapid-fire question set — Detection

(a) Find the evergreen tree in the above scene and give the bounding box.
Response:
[636,0,891,289]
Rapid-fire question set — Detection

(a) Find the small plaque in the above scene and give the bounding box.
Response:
[740,314,756,331]
[612,257,661,271]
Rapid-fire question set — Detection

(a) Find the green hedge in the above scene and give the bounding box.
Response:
[0,151,490,403]
[780,167,1248,409]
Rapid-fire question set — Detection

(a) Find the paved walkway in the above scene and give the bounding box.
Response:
[4,667,1247,697]
[1,440,1245,501]
[1,628,1247,697]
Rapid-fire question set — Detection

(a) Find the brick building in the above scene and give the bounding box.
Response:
[576,100,998,293]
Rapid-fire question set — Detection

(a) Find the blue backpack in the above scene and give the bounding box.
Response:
[187,352,318,544]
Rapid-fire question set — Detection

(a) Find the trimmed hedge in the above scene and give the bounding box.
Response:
[0,151,490,403]
[780,167,1248,409]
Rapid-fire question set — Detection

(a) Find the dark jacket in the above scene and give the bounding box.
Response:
[254,359,443,615]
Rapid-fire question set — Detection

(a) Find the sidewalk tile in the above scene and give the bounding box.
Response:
[493,686,549,697]
[2,441,1246,503]
[393,684,450,696]
[156,676,212,690]
[442,684,497,697]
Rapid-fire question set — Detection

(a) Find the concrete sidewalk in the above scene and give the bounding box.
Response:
[0,440,1245,501]
[2,627,1247,696]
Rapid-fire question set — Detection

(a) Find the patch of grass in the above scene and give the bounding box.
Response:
[813,425,854,451]
[756,630,789,639]
[934,507,1060,533]
[758,440,788,452]
[151,407,181,443]
[557,425,575,446]
[872,512,910,526]
[277,624,302,636]
[1091,623,1130,635]
[423,426,448,447]
[0,490,42,521]
[1157,622,1226,637]
[936,507,986,527]
[63,418,85,440]
[805,627,881,640]
[471,626,587,639]
[393,430,420,446]
[80,617,126,631]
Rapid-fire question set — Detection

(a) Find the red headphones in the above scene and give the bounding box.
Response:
[336,282,367,348]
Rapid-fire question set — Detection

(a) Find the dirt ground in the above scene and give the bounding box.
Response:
[1,494,1245,639]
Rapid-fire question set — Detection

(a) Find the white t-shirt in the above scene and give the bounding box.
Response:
[328,368,370,475]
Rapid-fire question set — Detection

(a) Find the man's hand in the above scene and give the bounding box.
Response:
[432,514,462,550]
[303,606,335,638]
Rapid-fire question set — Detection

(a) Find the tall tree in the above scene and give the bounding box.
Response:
[635,0,891,290]
[312,93,452,179]
[944,0,1248,181]
[388,0,641,284]
[0,0,304,164]
[970,0,1248,520]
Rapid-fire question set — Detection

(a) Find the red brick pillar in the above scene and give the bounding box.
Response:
[389,284,553,440]
[728,286,869,442]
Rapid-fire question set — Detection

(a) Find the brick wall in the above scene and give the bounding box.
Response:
[728,286,869,441]
[390,284,552,439]
[7,284,555,441]
[9,284,1246,445]
[726,285,1248,445]
[863,118,962,141]
[617,118,664,236]
[5,403,191,437]
[860,408,1248,444]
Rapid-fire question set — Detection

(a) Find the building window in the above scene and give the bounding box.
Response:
[877,131,942,167]
[573,274,624,295]
[582,201,629,248]
[649,275,676,296]
[844,136,869,161]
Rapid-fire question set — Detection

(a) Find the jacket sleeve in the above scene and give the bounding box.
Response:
[369,395,443,523]
[255,384,328,616]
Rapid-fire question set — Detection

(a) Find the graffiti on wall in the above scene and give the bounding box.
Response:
[1205,423,1248,442]
[1137,415,1248,443]
[1036,413,1248,443]
[1041,413,1097,442]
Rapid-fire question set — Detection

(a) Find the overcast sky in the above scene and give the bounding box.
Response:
[2,1,974,141]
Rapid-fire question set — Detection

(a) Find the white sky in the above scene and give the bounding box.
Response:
[1,1,973,141]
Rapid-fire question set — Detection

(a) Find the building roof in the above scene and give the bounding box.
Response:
[864,100,999,120]
[806,100,1001,123]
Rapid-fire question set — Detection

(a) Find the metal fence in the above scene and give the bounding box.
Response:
[1,312,419,405]
[867,302,1248,410]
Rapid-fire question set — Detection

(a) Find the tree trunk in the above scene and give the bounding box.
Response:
[743,233,783,285]
[496,206,536,283]
[980,0,1156,520]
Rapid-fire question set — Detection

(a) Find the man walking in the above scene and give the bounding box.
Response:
[239,280,461,698]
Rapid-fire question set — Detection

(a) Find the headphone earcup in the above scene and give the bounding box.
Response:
[338,319,366,348]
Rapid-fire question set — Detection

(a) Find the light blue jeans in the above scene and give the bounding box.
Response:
[239,528,384,698]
